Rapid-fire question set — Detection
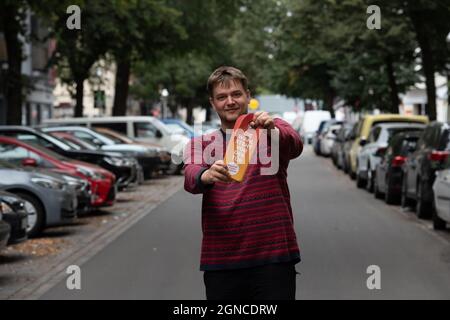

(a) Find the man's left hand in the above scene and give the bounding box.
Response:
[250,111,275,130]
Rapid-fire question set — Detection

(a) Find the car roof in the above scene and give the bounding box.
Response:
[0,126,37,132]
[43,116,156,124]
[42,126,90,131]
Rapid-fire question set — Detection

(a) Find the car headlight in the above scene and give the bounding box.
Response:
[104,156,124,166]
[31,177,64,190]
[0,201,14,214]
[122,157,136,167]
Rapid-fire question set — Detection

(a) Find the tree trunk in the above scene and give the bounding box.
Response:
[3,4,23,125]
[74,78,84,117]
[385,55,400,114]
[113,57,131,116]
[186,100,194,125]
[324,86,336,118]
[409,10,437,120]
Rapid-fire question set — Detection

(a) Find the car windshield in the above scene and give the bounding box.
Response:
[23,142,69,161]
[37,131,74,151]
[164,123,188,135]
[5,131,73,151]
[381,127,424,143]
[60,135,97,151]
[93,129,125,144]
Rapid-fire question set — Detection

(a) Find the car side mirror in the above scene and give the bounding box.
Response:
[22,158,37,167]
[156,130,163,138]
[359,139,367,147]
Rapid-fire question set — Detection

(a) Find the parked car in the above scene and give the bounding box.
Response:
[42,126,158,180]
[58,174,93,214]
[0,191,28,245]
[312,120,329,155]
[42,116,190,167]
[0,203,12,250]
[0,126,136,190]
[0,160,77,237]
[320,123,343,157]
[343,122,359,176]
[162,119,196,138]
[402,122,450,219]
[432,157,450,230]
[331,123,354,169]
[48,131,144,185]
[300,110,331,144]
[348,114,429,181]
[373,130,423,204]
[92,127,173,175]
[356,122,426,191]
[0,136,115,208]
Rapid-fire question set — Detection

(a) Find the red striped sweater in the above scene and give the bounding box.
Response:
[184,118,302,271]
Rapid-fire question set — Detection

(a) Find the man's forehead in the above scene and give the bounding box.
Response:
[213,79,245,95]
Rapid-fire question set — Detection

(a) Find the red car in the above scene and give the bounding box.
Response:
[0,136,116,207]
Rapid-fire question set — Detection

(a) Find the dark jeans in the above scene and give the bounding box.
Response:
[203,262,298,300]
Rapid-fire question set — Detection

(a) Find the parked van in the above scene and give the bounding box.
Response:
[299,110,331,144]
[43,117,190,165]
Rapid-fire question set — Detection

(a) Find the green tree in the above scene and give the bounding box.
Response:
[0,0,28,124]
[48,0,117,117]
[106,0,185,116]
[129,0,243,122]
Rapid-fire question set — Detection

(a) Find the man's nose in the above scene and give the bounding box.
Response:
[226,95,234,105]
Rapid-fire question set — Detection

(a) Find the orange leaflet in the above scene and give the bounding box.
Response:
[224,113,261,182]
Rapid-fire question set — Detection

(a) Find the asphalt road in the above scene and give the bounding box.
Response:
[41,146,450,300]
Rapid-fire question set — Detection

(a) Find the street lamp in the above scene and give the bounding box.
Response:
[161,88,169,119]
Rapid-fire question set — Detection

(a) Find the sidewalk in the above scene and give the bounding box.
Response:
[0,175,183,300]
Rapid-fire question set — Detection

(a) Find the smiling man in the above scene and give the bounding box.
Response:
[184,66,303,300]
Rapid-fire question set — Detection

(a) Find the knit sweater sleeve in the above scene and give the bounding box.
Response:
[274,118,303,160]
[183,137,214,194]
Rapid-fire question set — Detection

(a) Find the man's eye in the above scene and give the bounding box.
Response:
[217,96,226,101]
[232,92,242,98]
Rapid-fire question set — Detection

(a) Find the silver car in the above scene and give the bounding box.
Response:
[356,122,426,191]
[432,165,450,230]
[0,160,77,237]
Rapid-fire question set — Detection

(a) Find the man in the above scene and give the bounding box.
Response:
[184,66,302,300]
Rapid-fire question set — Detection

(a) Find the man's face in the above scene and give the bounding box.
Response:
[210,79,250,129]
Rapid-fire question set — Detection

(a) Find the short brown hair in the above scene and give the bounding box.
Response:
[207,66,249,97]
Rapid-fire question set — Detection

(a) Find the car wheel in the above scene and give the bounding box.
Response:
[432,200,447,230]
[374,173,383,199]
[366,168,374,193]
[356,169,366,189]
[16,192,45,238]
[384,175,398,205]
[416,179,431,219]
[401,176,414,209]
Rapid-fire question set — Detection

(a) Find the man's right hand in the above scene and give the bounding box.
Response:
[201,160,233,184]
